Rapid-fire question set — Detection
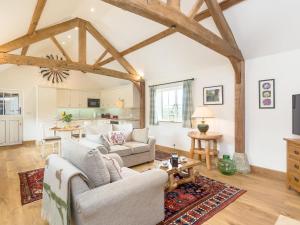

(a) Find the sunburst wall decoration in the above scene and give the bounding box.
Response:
[40,54,70,84]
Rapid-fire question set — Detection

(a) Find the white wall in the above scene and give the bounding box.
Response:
[245,49,300,172]
[146,63,236,157]
[0,65,104,140]
[146,49,300,173]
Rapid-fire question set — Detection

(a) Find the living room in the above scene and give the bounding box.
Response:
[1,0,300,225]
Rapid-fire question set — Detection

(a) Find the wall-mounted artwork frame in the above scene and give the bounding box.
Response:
[259,79,275,109]
[203,85,224,105]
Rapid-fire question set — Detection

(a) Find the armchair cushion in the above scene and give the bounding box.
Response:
[102,155,123,182]
[62,140,110,188]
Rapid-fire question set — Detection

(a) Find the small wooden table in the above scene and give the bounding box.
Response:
[160,158,201,191]
[188,131,222,170]
[50,126,83,140]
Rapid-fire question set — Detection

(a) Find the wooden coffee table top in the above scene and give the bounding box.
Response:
[160,158,201,174]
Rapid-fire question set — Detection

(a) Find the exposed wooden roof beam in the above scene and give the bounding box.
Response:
[50,36,72,61]
[94,50,108,66]
[85,21,138,76]
[99,0,244,66]
[21,0,47,56]
[189,0,205,18]
[0,53,140,82]
[0,18,80,53]
[79,20,87,64]
[167,0,181,11]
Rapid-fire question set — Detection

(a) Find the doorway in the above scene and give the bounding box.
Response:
[0,90,23,146]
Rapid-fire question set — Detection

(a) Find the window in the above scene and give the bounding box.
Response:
[155,85,183,122]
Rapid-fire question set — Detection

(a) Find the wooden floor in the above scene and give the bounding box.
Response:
[1,144,300,225]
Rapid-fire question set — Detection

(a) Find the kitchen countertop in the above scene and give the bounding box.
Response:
[58,117,140,122]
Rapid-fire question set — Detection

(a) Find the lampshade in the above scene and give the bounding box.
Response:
[192,106,215,119]
[115,99,124,108]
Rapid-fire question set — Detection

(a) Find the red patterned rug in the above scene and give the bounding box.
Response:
[164,175,246,225]
[18,169,245,225]
[18,168,44,205]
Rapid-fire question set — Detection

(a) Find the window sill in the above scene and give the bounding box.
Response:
[158,120,182,124]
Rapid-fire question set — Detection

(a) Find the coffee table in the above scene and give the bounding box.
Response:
[160,158,201,191]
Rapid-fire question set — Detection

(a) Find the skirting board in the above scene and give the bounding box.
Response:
[155,144,286,181]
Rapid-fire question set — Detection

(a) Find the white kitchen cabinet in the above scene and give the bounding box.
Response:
[100,84,140,109]
[70,90,80,108]
[57,89,71,108]
[78,91,87,108]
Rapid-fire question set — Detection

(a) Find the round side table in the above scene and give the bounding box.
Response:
[188,131,223,170]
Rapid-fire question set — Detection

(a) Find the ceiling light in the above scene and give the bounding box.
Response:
[138,70,145,78]
[75,27,78,31]
[67,35,71,39]
[62,41,66,45]
[90,7,95,12]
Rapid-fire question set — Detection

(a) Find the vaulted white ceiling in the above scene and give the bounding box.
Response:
[1,0,300,84]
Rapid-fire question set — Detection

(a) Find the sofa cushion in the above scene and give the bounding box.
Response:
[102,155,123,182]
[124,142,149,154]
[100,134,111,151]
[132,128,149,144]
[79,139,108,154]
[112,124,133,141]
[121,167,140,178]
[110,145,132,157]
[108,131,126,145]
[61,139,110,188]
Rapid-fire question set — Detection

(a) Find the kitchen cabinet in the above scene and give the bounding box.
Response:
[56,89,99,108]
[100,84,140,109]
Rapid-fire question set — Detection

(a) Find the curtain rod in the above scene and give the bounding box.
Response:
[148,78,194,88]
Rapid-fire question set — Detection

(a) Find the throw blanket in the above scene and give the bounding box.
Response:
[42,154,91,225]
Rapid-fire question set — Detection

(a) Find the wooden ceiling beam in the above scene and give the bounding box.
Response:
[85,21,138,76]
[79,20,87,64]
[99,0,244,66]
[189,0,205,18]
[94,50,108,66]
[21,0,47,56]
[167,0,181,11]
[50,36,72,61]
[0,53,140,82]
[0,18,80,53]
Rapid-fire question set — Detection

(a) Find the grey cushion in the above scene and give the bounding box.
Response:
[102,155,123,182]
[100,135,111,152]
[110,145,132,157]
[132,128,149,144]
[61,139,110,187]
[124,142,149,154]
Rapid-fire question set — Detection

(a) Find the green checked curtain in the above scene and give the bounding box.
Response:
[182,80,194,128]
[149,86,158,125]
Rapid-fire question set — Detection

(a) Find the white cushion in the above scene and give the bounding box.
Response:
[112,124,133,141]
[110,145,132,157]
[132,128,149,144]
[124,142,149,154]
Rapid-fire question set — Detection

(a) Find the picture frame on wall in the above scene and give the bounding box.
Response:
[259,79,275,109]
[203,85,224,105]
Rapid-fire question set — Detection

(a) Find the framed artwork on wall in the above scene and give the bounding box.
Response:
[203,85,224,105]
[259,79,275,109]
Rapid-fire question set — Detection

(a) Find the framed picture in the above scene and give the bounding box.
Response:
[259,79,275,109]
[203,85,224,105]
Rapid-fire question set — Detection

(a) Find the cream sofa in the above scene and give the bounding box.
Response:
[80,123,156,167]
[60,140,167,225]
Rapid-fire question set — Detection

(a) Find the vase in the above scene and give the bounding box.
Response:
[218,155,236,175]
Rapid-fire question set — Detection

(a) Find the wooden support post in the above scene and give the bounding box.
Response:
[139,81,146,128]
[235,60,245,153]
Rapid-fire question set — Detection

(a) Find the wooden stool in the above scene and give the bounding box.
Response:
[39,136,62,159]
[188,131,222,170]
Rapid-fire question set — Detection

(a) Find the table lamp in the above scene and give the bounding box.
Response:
[192,106,215,134]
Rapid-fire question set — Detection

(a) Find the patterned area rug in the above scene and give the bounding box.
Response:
[18,168,44,205]
[164,175,246,225]
[156,150,171,161]
[18,169,245,225]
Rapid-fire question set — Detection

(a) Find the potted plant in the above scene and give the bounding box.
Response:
[61,112,72,128]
